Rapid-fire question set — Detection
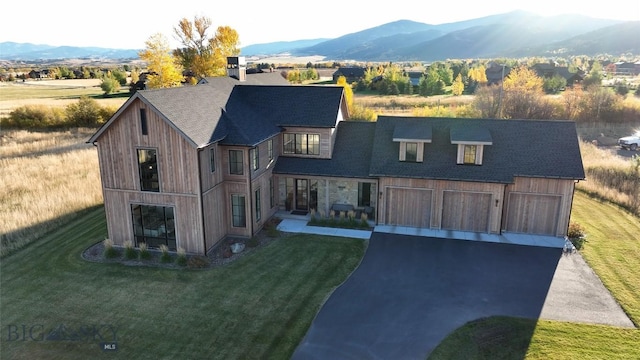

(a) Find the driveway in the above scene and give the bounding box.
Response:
[292,232,633,360]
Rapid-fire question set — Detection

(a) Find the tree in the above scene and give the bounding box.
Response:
[500,66,552,119]
[582,61,603,88]
[451,74,464,96]
[173,16,240,79]
[543,74,567,94]
[139,33,184,89]
[337,76,353,114]
[100,76,120,95]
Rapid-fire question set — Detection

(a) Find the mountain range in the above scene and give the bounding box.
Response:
[1,11,638,62]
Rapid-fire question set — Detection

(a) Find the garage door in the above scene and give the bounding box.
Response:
[442,191,491,232]
[505,193,560,235]
[385,188,432,227]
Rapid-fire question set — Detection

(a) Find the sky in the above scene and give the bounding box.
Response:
[1,0,639,50]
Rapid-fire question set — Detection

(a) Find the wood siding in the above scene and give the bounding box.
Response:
[95,99,205,253]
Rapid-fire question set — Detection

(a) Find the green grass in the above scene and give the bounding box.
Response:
[429,191,640,359]
[0,83,128,101]
[0,207,366,360]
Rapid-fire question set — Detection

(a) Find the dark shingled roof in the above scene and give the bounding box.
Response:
[273,121,376,179]
[91,77,345,148]
[369,116,585,183]
[392,122,432,142]
[450,124,493,144]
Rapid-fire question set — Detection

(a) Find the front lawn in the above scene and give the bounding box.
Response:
[0,207,366,360]
[428,191,640,359]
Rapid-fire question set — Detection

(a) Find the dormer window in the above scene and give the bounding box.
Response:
[393,122,432,162]
[451,126,492,165]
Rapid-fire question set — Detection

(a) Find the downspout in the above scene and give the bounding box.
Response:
[565,179,580,237]
[499,183,508,234]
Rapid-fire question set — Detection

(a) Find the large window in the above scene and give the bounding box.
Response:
[229,150,243,175]
[463,145,477,164]
[231,194,246,227]
[131,204,176,250]
[137,149,159,192]
[283,133,320,155]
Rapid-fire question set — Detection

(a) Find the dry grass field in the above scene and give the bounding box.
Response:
[0,128,103,256]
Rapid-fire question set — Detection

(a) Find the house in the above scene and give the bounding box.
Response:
[332,67,366,83]
[485,63,511,85]
[89,57,585,255]
[531,62,584,86]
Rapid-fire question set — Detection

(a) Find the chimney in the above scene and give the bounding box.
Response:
[227,56,246,81]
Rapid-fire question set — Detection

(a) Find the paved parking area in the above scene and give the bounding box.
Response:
[292,232,634,360]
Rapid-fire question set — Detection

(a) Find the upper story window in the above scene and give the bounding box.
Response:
[463,145,477,164]
[252,147,259,171]
[268,139,274,160]
[229,150,243,175]
[451,125,492,166]
[140,109,148,135]
[283,133,320,155]
[209,148,215,173]
[393,122,431,163]
[137,148,159,192]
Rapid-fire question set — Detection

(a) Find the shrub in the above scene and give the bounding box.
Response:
[138,242,151,260]
[159,244,171,263]
[175,247,187,266]
[360,213,369,228]
[103,238,118,259]
[124,240,137,259]
[7,105,66,128]
[187,256,209,269]
[567,221,587,250]
[65,96,105,127]
[266,221,280,238]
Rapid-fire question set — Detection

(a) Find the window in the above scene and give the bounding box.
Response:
[269,177,274,208]
[229,150,243,175]
[137,149,159,192]
[463,145,477,164]
[140,109,148,135]
[209,148,215,173]
[283,133,320,155]
[358,182,372,207]
[131,204,176,250]
[231,194,246,227]
[255,188,261,222]
[268,139,273,160]
[252,147,259,171]
[405,142,418,162]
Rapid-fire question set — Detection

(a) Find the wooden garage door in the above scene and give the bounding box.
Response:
[506,193,560,235]
[385,188,432,227]
[442,191,491,232]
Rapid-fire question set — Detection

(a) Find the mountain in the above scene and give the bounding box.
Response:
[0,42,139,60]
[290,12,625,61]
[1,11,636,62]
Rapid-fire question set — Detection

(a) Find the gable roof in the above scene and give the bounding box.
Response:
[89,79,345,148]
[369,116,585,183]
[273,121,376,179]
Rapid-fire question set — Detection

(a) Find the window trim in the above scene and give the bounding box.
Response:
[255,188,261,222]
[283,133,320,155]
[137,148,159,192]
[231,194,246,228]
[209,148,215,173]
[229,149,244,175]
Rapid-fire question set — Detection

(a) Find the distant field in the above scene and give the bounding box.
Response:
[0,79,128,117]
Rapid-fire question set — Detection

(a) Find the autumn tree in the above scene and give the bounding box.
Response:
[337,75,353,114]
[451,73,464,96]
[173,16,240,79]
[500,65,554,119]
[139,33,184,89]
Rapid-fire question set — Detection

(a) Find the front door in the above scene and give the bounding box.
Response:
[295,179,308,211]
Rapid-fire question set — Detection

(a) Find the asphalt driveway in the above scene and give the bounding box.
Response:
[292,232,633,360]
